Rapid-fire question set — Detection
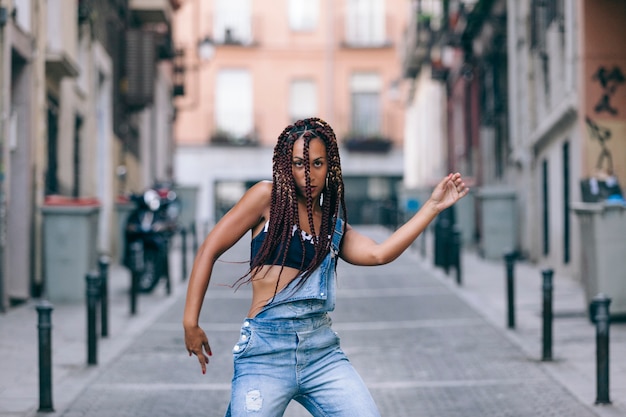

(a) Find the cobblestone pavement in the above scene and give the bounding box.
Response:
[45,227,616,417]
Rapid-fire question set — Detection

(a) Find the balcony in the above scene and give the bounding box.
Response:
[343,133,393,153]
[46,0,79,80]
[338,13,395,49]
[209,129,259,147]
[402,13,434,78]
[129,0,179,25]
[207,13,261,47]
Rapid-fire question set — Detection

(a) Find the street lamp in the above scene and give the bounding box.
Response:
[197,36,215,61]
[173,35,214,107]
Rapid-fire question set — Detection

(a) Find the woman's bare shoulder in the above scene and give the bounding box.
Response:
[245,181,272,203]
[238,181,272,219]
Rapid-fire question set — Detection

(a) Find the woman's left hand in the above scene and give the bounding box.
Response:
[429,173,470,212]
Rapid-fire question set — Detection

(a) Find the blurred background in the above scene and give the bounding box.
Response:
[0,0,625,311]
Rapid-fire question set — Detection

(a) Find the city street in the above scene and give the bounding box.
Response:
[44,227,617,417]
[2,2,625,416]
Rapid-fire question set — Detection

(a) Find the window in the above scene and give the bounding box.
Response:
[215,69,253,140]
[350,73,381,135]
[289,80,317,122]
[46,97,60,195]
[214,0,252,44]
[73,116,83,198]
[346,0,385,46]
[289,0,319,31]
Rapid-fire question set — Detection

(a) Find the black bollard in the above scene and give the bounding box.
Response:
[434,218,448,269]
[191,221,198,255]
[451,226,462,286]
[442,218,451,275]
[98,255,111,338]
[36,300,54,412]
[86,271,100,366]
[504,251,516,329]
[541,269,554,361]
[129,241,142,315]
[181,226,188,282]
[592,293,612,405]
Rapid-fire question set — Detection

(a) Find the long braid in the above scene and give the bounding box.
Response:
[234,117,347,291]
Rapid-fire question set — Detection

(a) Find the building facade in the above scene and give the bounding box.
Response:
[403,0,626,282]
[172,0,409,226]
[0,0,180,310]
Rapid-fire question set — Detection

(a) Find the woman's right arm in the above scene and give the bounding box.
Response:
[183,181,271,373]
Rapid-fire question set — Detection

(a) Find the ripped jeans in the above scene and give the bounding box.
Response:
[224,300,381,417]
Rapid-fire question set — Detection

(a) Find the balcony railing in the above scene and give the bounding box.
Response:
[209,129,259,147]
[337,13,395,49]
[206,13,262,47]
[343,133,393,153]
[402,12,436,78]
[129,0,176,25]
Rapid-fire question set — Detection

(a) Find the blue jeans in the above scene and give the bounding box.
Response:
[224,302,381,417]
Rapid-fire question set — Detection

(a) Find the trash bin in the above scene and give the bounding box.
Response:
[571,202,626,319]
[174,185,199,229]
[476,186,517,260]
[42,196,100,303]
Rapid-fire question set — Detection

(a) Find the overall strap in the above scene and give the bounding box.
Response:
[331,217,344,255]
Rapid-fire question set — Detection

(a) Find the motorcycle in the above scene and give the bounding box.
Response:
[123,185,180,294]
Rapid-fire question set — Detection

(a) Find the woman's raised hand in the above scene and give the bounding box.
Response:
[429,173,470,212]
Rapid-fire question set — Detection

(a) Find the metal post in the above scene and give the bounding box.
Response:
[442,218,451,275]
[191,221,198,255]
[86,271,100,366]
[452,226,462,286]
[129,241,142,315]
[504,251,516,329]
[592,293,611,405]
[98,255,110,338]
[541,269,554,361]
[0,6,9,314]
[36,300,54,412]
[181,226,188,281]
[434,217,450,272]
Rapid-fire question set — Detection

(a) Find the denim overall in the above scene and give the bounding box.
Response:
[225,219,381,417]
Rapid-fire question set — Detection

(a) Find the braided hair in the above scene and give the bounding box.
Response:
[234,117,348,290]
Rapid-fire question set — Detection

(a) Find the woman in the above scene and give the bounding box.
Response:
[183,117,469,417]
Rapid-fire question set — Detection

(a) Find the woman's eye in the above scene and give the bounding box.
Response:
[293,161,303,167]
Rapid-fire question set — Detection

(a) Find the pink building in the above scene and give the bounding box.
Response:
[172,0,410,225]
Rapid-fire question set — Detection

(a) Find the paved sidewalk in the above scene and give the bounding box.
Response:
[413,231,626,416]
[0,249,189,417]
[0,227,624,416]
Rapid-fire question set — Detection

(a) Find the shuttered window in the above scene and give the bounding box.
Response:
[346,0,385,46]
[215,69,253,138]
[289,80,317,122]
[289,0,319,31]
[350,73,381,134]
[214,0,252,44]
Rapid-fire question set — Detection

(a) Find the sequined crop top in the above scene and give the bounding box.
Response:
[250,221,318,270]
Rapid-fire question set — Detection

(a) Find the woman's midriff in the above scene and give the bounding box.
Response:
[247,264,302,318]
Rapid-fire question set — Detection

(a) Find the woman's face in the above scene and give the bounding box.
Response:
[292,137,328,202]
